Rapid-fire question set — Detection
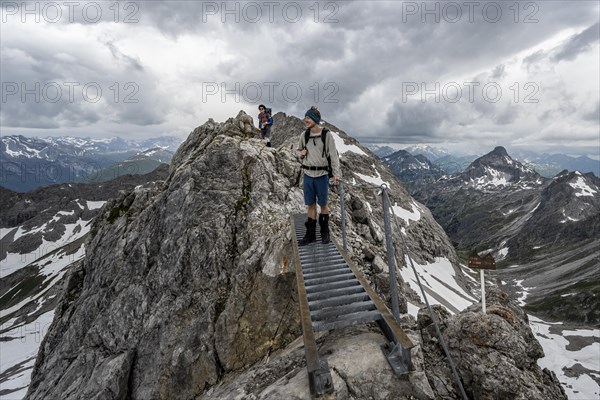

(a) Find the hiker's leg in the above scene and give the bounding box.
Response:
[300,175,318,245]
[315,175,329,214]
[307,204,317,220]
[318,213,330,244]
[304,175,317,208]
[265,125,272,146]
[299,211,317,245]
[316,176,331,243]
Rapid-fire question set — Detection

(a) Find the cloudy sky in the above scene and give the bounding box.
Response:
[1,0,599,157]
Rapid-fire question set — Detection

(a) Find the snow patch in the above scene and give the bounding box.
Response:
[74,199,86,210]
[330,131,367,157]
[513,279,531,306]
[497,247,509,260]
[529,316,600,400]
[392,201,421,224]
[569,176,597,197]
[560,208,580,223]
[1,219,91,277]
[353,164,390,187]
[0,310,56,399]
[86,200,106,210]
[398,257,476,313]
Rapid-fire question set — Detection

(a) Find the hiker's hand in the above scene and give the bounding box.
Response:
[300,148,308,159]
[333,176,340,185]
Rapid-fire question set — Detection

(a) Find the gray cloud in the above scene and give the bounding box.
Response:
[552,22,600,62]
[582,102,600,122]
[382,100,449,140]
[1,1,599,156]
[104,41,144,72]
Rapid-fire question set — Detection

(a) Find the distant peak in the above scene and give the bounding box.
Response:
[491,146,509,157]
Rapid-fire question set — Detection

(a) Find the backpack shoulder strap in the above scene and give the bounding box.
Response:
[321,128,329,157]
[303,128,311,148]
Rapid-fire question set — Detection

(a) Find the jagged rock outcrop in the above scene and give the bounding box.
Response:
[26,114,305,399]
[420,288,567,400]
[25,111,561,399]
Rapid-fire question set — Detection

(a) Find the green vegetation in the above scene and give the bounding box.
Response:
[107,204,130,224]
[236,195,250,211]
[525,280,600,323]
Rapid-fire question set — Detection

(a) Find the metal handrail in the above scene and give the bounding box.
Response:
[334,178,469,400]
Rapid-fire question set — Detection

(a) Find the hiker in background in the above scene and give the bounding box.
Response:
[297,106,341,245]
[258,104,273,147]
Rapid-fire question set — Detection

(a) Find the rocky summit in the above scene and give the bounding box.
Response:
[25,112,565,399]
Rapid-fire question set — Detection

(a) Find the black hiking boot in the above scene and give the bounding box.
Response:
[319,214,330,244]
[299,218,317,246]
[266,141,272,147]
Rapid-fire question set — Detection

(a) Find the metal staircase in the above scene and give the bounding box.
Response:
[291,213,414,398]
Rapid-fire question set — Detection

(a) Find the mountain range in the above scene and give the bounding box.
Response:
[0,116,596,399]
[0,135,182,192]
[369,143,599,178]
[408,146,599,325]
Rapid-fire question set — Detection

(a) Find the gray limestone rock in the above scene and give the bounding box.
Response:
[419,288,567,400]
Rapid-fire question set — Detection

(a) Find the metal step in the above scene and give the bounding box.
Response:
[303,267,352,280]
[307,284,366,302]
[305,279,361,294]
[313,310,383,332]
[308,292,371,311]
[302,262,348,275]
[304,271,356,286]
[311,300,377,322]
[301,255,346,265]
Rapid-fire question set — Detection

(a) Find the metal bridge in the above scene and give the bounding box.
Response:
[291,213,414,398]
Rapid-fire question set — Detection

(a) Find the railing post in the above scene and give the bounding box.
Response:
[339,180,348,252]
[381,185,400,323]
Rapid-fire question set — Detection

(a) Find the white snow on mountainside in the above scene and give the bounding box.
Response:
[530,316,600,400]
[569,175,598,197]
[401,257,477,315]
[330,130,368,157]
[0,237,87,398]
[0,202,103,277]
[0,147,597,399]
[0,200,106,398]
[353,164,390,187]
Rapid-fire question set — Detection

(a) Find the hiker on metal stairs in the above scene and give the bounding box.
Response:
[297,106,341,246]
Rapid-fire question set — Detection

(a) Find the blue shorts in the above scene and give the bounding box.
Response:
[303,174,329,206]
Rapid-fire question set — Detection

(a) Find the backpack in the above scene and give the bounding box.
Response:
[303,127,335,178]
[266,108,273,125]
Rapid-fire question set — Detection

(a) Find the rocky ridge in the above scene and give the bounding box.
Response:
[24,112,565,399]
